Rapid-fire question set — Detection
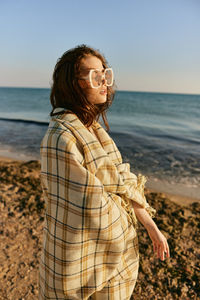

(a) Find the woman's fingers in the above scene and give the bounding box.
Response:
[147,226,170,261]
[161,246,165,261]
[156,244,164,260]
[165,241,170,258]
[154,240,170,261]
[162,239,170,260]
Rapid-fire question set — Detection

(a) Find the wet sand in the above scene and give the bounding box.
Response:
[0,158,199,299]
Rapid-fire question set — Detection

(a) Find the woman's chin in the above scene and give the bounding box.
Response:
[97,94,107,103]
[87,94,107,105]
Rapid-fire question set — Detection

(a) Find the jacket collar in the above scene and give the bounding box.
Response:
[51,107,115,155]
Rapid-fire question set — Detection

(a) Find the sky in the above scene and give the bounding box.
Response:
[0,0,200,94]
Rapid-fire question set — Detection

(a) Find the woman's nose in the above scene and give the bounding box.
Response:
[102,78,106,84]
[101,74,107,86]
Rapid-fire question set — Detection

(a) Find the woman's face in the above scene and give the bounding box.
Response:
[78,55,107,105]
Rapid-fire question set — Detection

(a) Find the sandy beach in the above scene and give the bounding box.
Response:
[0,157,199,299]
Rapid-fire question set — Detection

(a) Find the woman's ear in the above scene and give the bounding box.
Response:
[78,79,86,89]
[78,79,91,91]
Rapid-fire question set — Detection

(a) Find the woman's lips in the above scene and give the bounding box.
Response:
[100,90,107,95]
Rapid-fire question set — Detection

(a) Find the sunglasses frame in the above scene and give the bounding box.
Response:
[79,68,114,89]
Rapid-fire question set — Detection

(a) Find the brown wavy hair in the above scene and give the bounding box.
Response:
[50,44,115,131]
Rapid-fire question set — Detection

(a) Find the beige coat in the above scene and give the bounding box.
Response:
[38,108,156,299]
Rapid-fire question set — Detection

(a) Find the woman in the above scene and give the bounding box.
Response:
[38,45,170,300]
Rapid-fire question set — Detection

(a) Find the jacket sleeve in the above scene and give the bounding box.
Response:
[115,161,156,218]
[40,131,128,299]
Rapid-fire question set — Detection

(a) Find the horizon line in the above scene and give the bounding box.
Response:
[0,85,200,96]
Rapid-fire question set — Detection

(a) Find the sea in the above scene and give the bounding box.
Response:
[0,87,199,200]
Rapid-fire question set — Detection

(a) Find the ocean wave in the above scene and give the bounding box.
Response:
[0,117,48,126]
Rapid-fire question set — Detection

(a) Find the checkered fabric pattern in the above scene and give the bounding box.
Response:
[38,108,155,299]
[90,277,138,300]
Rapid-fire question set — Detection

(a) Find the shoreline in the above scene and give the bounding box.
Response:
[146,187,198,207]
[146,178,200,205]
[0,155,199,207]
[0,151,39,162]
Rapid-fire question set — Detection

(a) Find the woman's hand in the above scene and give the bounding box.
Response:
[146,225,170,261]
[131,201,170,261]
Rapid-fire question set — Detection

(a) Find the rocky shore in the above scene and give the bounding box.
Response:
[0,159,199,299]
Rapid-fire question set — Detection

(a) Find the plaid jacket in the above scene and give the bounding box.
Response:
[39,108,156,299]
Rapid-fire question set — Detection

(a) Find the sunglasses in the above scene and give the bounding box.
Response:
[79,68,114,89]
